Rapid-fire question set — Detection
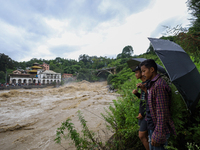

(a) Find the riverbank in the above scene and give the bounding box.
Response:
[0,84,53,90]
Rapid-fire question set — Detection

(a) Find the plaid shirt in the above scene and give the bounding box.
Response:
[147,74,176,144]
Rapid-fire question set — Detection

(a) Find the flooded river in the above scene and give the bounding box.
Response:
[0,81,119,150]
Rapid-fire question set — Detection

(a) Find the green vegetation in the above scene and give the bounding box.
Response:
[0,44,135,83]
[54,61,200,149]
[55,110,126,150]
[54,1,200,149]
[0,53,15,83]
[55,111,101,150]
[101,75,144,149]
[1,0,200,149]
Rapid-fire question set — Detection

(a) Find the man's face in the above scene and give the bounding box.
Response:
[135,70,142,79]
[141,65,153,80]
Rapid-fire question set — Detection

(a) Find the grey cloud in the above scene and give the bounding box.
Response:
[0,25,40,61]
[0,0,155,61]
[0,0,154,31]
[66,0,154,31]
[1,44,32,62]
[0,1,53,36]
[49,45,79,56]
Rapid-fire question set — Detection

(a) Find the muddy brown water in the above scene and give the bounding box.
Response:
[0,81,119,150]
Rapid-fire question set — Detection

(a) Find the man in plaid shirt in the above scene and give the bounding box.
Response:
[138,59,176,150]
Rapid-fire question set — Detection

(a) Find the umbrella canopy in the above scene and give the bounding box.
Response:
[127,58,167,75]
[148,37,200,112]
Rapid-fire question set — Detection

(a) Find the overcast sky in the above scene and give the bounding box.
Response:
[0,0,192,62]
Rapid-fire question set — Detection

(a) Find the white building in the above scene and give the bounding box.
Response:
[9,70,61,85]
[9,74,38,85]
[37,70,61,84]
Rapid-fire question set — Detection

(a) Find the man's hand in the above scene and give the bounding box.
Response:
[137,83,147,93]
[132,89,138,94]
[151,138,160,147]
[136,113,143,120]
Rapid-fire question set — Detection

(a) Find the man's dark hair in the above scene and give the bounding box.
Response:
[140,59,157,72]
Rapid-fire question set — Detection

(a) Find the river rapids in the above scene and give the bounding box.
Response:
[0,81,119,150]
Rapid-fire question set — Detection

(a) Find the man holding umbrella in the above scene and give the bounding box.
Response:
[138,59,176,150]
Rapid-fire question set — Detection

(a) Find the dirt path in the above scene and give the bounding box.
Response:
[0,81,119,150]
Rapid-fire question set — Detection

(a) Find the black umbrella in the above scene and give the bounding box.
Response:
[148,37,200,112]
[127,58,167,75]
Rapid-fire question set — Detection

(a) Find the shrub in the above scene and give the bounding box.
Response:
[109,67,134,89]
[102,75,146,150]
[55,55,200,150]
[55,110,104,150]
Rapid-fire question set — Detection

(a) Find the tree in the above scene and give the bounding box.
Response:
[122,46,134,58]
[78,61,85,68]
[49,61,56,70]
[78,54,90,64]
[55,57,62,64]
[117,46,134,59]
[0,71,5,83]
[76,68,100,82]
[77,68,91,81]
[54,68,63,74]
[146,44,155,54]
[187,0,200,32]
[64,65,81,74]
[78,54,93,68]
[117,53,122,59]
[0,53,15,73]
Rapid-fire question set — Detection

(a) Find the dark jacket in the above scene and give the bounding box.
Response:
[135,82,147,117]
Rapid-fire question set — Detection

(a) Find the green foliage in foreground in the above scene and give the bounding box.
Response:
[191,56,200,72]
[116,74,200,149]
[55,65,200,150]
[55,110,140,150]
[102,75,146,150]
[167,84,200,149]
[54,55,200,149]
[55,110,104,150]
[106,70,200,149]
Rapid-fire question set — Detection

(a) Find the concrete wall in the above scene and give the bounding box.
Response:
[9,77,38,84]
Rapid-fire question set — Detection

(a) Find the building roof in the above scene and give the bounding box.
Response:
[13,70,22,74]
[41,70,60,74]
[32,66,42,69]
[29,70,38,72]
